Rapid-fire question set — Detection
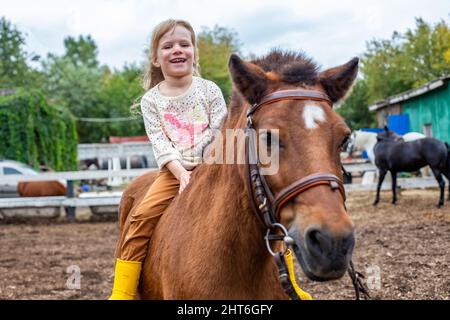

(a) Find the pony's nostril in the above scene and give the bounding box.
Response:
[307,230,320,252]
[306,228,354,257]
[306,229,332,256]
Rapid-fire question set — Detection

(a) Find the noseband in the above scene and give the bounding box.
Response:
[245,89,346,228]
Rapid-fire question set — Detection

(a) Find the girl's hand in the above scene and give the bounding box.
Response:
[165,161,192,194]
[178,170,191,194]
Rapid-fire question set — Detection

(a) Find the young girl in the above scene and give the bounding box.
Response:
[109,19,228,300]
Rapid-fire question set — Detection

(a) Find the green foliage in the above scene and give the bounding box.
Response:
[198,25,242,102]
[0,89,78,170]
[93,63,145,141]
[41,36,145,143]
[42,55,103,117]
[63,35,99,68]
[338,17,450,129]
[0,17,42,89]
[363,17,450,103]
[336,80,376,130]
[41,35,104,142]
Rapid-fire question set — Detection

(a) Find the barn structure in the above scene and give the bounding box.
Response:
[369,75,450,143]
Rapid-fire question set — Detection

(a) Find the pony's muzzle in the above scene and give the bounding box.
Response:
[303,227,355,280]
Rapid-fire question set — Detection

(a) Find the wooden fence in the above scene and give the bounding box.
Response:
[0,162,443,219]
[0,168,156,219]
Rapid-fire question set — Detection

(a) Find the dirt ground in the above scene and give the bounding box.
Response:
[0,189,449,300]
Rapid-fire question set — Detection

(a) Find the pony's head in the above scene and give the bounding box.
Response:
[377,129,403,142]
[228,50,358,281]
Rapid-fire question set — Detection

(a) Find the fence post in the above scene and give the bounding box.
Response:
[66,180,76,220]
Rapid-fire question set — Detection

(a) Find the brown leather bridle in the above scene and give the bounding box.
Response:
[245,89,346,228]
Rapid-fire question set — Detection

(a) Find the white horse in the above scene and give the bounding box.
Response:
[347,130,428,182]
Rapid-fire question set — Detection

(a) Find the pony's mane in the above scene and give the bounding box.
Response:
[251,49,319,84]
[227,50,320,124]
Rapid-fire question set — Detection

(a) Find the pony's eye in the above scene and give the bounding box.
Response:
[260,131,283,150]
[340,136,350,150]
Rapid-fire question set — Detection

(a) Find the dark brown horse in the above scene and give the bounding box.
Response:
[373,128,450,207]
[115,50,359,299]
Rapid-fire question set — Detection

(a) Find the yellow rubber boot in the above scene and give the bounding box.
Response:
[109,259,142,300]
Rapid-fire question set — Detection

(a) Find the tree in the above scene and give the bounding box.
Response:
[96,63,145,140]
[197,25,242,101]
[336,80,376,130]
[362,17,450,103]
[42,55,102,117]
[0,17,39,88]
[63,35,99,68]
[40,34,105,142]
[41,54,103,142]
[402,18,450,85]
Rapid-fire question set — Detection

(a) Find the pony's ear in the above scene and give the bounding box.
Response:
[228,54,269,105]
[319,57,359,103]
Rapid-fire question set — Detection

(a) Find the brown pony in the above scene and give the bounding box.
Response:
[18,167,66,197]
[17,181,66,197]
[115,50,359,299]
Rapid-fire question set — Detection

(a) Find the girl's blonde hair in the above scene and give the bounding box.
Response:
[142,19,200,91]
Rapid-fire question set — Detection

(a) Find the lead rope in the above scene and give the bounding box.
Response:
[284,249,313,300]
[274,251,312,300]
[267,224,312,300]
[341,167,370,300]
[274,252,301,300]
[348,260,371,300]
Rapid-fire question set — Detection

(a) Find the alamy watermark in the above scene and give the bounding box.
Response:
[195,128,280,175]
[66,265,81,290]
[365,264,381,290]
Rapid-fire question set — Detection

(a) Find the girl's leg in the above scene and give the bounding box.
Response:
[120,168,180,261]
[110,168,179,299]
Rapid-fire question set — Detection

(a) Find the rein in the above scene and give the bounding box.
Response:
[244,89,370,300]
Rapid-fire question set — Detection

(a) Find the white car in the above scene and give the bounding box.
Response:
[0,160,40,196]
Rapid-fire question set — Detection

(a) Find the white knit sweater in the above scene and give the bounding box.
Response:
[140,76,228,170]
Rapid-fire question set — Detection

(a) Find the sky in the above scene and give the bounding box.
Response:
[2,0,449,71]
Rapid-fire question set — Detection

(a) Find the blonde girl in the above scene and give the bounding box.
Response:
[109,19,227,300]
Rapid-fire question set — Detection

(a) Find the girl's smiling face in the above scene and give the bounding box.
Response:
[154,25,196,79]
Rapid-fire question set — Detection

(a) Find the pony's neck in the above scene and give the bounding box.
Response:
[213,164,282,295]
[180,162,280,296]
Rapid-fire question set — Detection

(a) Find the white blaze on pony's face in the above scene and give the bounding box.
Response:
[302,105,326,129]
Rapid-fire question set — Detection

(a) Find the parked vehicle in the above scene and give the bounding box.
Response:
[0,160,39,196]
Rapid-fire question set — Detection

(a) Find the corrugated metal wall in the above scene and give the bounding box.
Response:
[402,82,450,143]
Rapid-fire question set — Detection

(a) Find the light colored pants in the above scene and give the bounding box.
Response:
[119,167,180,261]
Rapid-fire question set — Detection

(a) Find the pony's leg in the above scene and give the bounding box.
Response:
[431,168,445,208]
[391,171,398,204]
[373,169,387,206]
[442,170,450,201]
